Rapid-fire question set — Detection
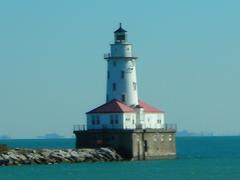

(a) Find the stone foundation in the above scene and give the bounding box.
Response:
[74,129,176,160]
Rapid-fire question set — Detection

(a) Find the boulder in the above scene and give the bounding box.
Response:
[0,147,122,166]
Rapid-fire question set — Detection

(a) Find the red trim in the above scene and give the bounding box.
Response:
[86,99,135,114]
[86,99,163,114]
[138,100,162,113]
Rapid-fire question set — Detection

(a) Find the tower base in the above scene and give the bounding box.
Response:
[74,129,176,160]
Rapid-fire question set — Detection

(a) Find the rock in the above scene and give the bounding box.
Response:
[77,151,93,158]
[69,151,81,162]
[57,150,71,158]
[17,154,27,161]
[96,152,109,161]
[0,155,9,165]
[0,147,122,166]
[70,151,78,157]
[0,155,4,161]
[7,152,19,161]
[1,154,10,161]
[40,151,51,158]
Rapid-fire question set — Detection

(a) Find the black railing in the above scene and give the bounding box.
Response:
[163,123,177,130]
[73,123,177,131]
[104,53,111,59]
[104,53,138,59]
[73,124,87,131]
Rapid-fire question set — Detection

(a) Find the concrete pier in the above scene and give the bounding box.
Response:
[74,127,176,160]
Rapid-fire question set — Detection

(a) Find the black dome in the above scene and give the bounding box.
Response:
[114,23,127,33]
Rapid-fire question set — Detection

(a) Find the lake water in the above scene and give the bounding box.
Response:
[0,136,240,180]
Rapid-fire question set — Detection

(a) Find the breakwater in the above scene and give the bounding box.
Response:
[0,148,122,166]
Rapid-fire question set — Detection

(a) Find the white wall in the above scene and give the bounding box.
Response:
[106,39,138,106]
[87,113,124,130]
[87,112,137,130]
[123,113,136,129]
[110,43,132,57]
[86,112,164,130]
[143,113,165,129]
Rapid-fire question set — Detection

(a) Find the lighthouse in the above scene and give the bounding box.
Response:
[85,23,166,130]
[105,23,138,106]
[74,24,176,160]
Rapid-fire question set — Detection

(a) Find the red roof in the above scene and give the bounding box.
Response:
[86,99,135,114]
[138,100,162,113]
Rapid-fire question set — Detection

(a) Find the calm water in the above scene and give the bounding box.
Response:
[1,137,240,180]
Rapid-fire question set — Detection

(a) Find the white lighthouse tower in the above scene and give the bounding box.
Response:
[85,24,166,130]
[104,23,138,106]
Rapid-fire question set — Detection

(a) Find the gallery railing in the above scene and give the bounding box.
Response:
[104,53,138,59]
[163,123,177,130]
[104,53,111,59]
[73,124,87,131]
[73,123,177,131]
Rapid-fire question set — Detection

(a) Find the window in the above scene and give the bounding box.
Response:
[113,61,117,67]
[133,82,137,90]
[110,115,114,124]
[110,114,119,125]
[121,94,125,102]
[112,83,116,91]
[96,116,100,124]
[92,116,95,125]
[125,115,130,121]
[117,34,125,41]
[121,71,124,79]
[107,71,110,79]
[157,120,161,124]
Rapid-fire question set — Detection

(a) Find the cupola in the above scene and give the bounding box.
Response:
[114,23,127,43]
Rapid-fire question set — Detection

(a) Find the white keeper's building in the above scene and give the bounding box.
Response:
[86,24,165,130]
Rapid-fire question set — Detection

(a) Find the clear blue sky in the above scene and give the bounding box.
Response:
[0,0,240,138]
